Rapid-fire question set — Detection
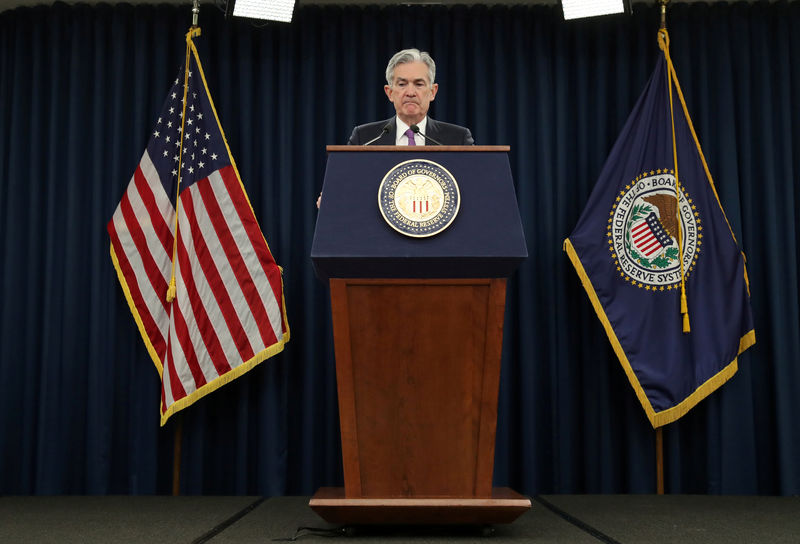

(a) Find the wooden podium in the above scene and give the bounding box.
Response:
[310,146,529,525]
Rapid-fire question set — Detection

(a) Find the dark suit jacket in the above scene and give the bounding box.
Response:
[347,117,474,146]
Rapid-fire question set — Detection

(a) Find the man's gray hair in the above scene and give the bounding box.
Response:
[385,48,436,87]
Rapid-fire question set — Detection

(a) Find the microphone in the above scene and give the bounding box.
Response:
[363,122,392,146]
[410,124,444,146]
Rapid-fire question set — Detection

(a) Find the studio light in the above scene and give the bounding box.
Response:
[561,0,626,20]
[226,0,296,23]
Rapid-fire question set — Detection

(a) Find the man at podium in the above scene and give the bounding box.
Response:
[310,86,531,522]
[347,48,474,146]
[317,48,475,208]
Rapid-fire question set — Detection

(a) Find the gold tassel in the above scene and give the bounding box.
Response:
[166,277,177,303]
[680,290,690,332]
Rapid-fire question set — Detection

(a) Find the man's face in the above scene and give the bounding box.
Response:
[384,61,438,126]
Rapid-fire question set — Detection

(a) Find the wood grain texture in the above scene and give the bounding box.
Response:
[330,279,362,497]
[330,279,507,499]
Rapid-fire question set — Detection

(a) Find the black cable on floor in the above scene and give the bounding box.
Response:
[191,496,267,544]
[534,496,623,544]
[272,526,348,541]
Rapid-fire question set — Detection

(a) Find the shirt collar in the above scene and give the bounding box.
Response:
[395,116,428,145]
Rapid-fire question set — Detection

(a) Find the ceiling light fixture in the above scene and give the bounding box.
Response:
[561,0,627,20]
[225,0,296,23]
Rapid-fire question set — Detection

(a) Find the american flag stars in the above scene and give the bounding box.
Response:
[146,62,226,199]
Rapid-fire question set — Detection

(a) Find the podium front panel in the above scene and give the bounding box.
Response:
[311,149,527,279]
[330,278,506,499]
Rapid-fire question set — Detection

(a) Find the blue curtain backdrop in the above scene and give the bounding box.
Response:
[0,1,798,495]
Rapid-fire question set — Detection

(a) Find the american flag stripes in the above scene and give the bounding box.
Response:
[631,212,673,257]
[108,32,289,425]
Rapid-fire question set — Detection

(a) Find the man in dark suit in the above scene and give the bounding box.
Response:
[347,48,474,146]
[318,49,472,207]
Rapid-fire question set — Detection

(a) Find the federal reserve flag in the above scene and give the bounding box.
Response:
[564,30,755,428]
[108,29,290,425]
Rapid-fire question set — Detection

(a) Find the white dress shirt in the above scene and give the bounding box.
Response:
[394,117,428,146]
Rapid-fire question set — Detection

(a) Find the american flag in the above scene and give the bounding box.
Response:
[108,36,290,425]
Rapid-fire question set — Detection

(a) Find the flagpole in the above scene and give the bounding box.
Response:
[656,427,664,494]
[192,0,200,28]
[172,0,200,498]
[654,0,669,496]
[172,413,183,496]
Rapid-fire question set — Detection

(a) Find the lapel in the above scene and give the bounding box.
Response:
[423,117,441,146]
[425,117,442,145]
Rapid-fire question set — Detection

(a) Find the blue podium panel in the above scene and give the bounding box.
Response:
[311,147,528,279]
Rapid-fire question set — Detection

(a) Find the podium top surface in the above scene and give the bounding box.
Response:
[326,145,510,152]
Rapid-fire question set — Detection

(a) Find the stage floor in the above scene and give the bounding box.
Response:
[1,494,798,543]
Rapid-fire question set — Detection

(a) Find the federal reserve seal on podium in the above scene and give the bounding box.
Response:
[378,159,460,238]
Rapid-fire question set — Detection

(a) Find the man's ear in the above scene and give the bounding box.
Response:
[430,83,439,101]
[384,85,392,100]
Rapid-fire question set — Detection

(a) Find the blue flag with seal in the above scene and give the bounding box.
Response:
[563,30,755,428]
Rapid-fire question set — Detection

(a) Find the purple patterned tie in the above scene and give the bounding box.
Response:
[405,128,417,146]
